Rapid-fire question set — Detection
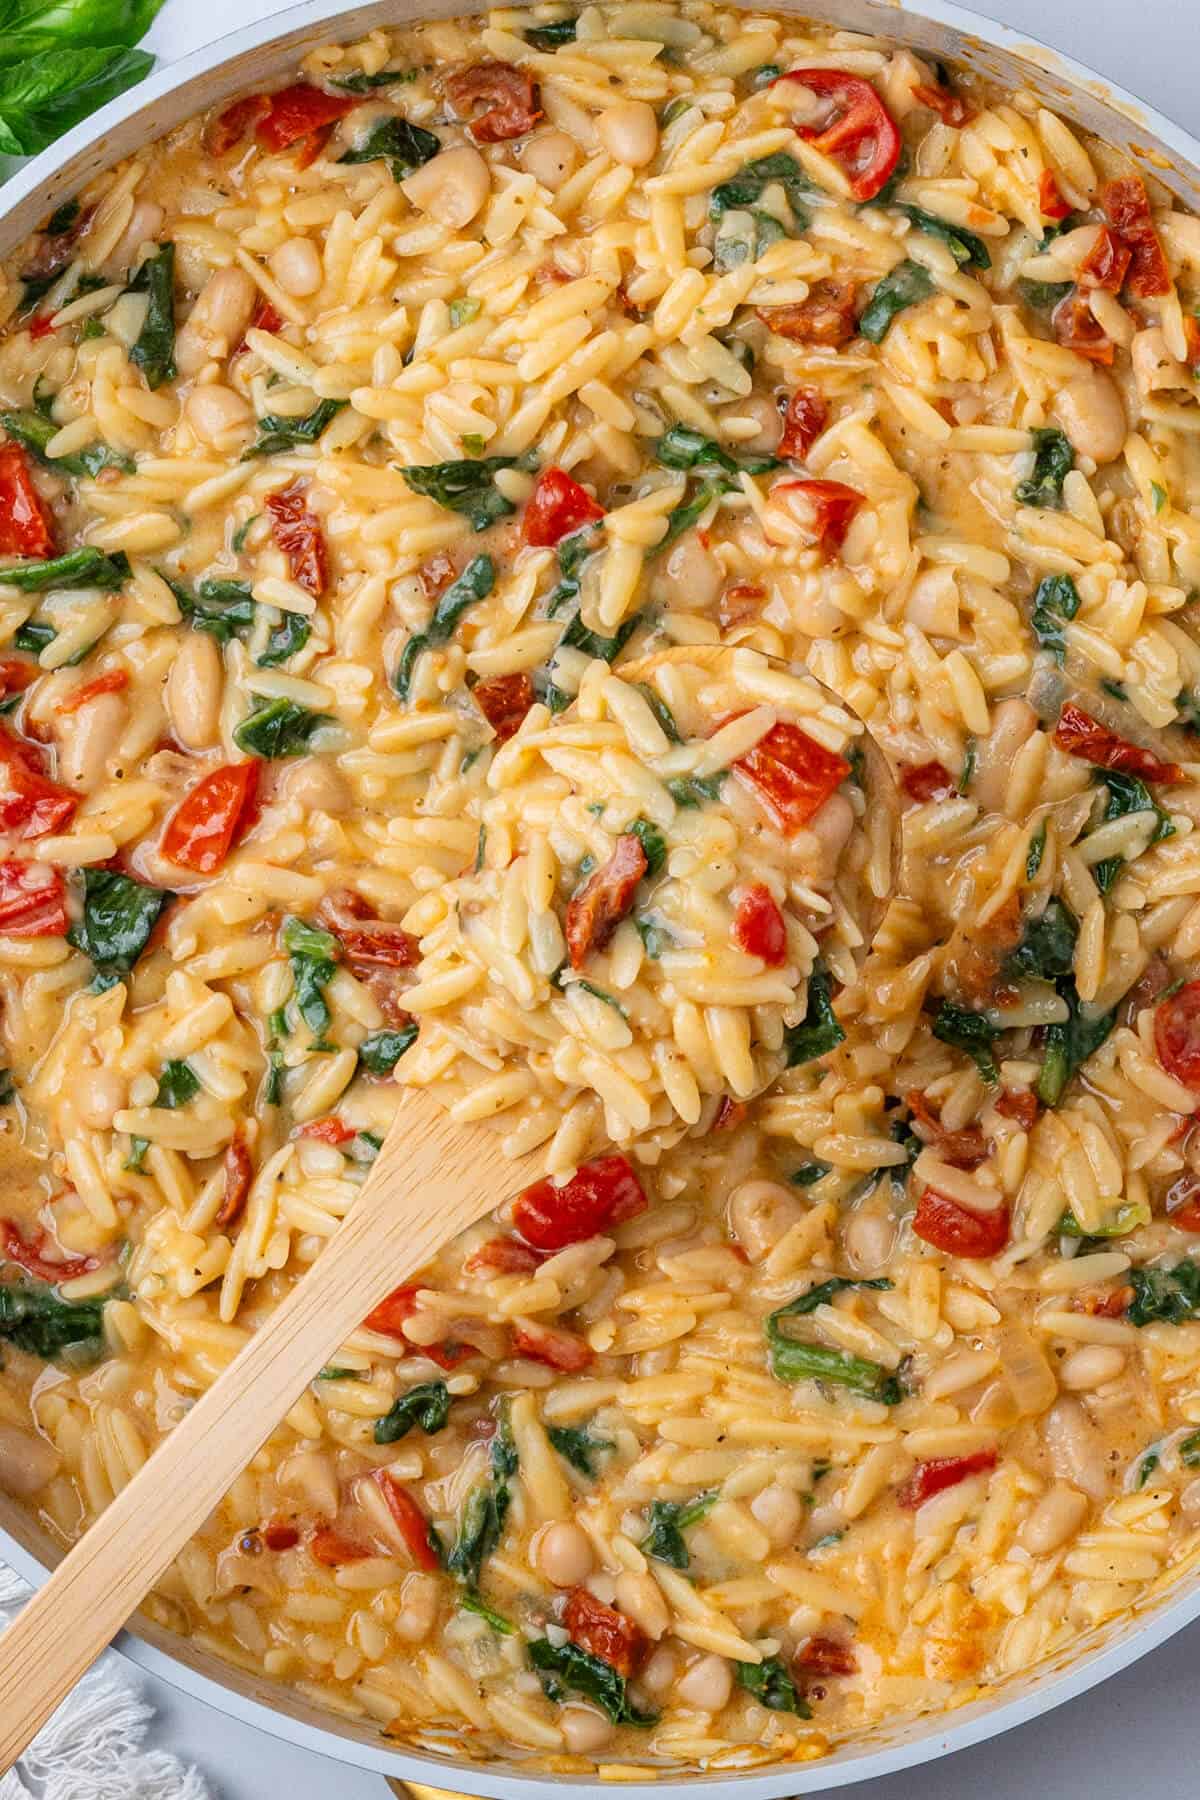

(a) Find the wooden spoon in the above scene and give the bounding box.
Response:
[0,651,897,1772]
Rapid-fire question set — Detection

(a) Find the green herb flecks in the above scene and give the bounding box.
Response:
[1026,821,1046,880]
[153,1059,199,1109]
[666,772,724,809]
[627,816,666,877]
[374,1379,451,1445]
[1126,1261,1200,1327]
[393,553,495,701]
[330,66,421,91]
[1030,572,1080,665]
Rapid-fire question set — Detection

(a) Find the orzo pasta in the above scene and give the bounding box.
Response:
[3,0,1200,1775]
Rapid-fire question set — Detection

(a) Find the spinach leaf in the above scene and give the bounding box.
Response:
[1003,896,1078,983]
[735,1656,810,1717]
[709,151,812,226]
[1096,767,1175,845]
[234,697,326,758]
[791,1159,831,1186]
[256,610,311,667]
[0,1069,12,1105]
[1126,1261,1200,1327]
[1057,1200,1148,1239]
[0,1280,106,1363]
[1016,427,1074,510]
[330,67,420,91]
[167,574,256,644]
[126,242,175,389]
[459,1591,513,1634]
[283,915,339,1038]
[659,475,731,549]
[544,523,603,618]
[339,115,440,180]
[1030,573,1080,665]
[524,19,578,49]
[932,1000,999,1085]
[895,203,990,269]
[446,1398,517,1588]
[783,963,845,1066]
[393,553,494,701]
[858,260,934,343]
[68,868,169,978]
[0,545,129,592]
[358,1022,418,1074]
[765,1280,899,1402]
[666,772,724,808]
[547,1422,613,1477]
[242,398,347,460]
[635,683,680,743]
[628,816,666,877]
[1018,277,1073,314]
[373,1379,451,1444]
[556,607,641,666]
[1036,978,1115,1107]
[654,423,778,478]
[1180,1429,1200,1468]
[153,1059,199,1109]
[640,1490,718,1568]
[401,453,535,532]
[0,407,134,478]
[528,1638,658,1725]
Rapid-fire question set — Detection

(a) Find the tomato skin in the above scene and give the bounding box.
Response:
[565,833,647,969]
[564,1587,646,1677]
[464,1235,541,1276]
[1,1220,97,1284]
[733,717,851,837]
[28,313,55,341]
[310,1526,371,1566]
[472,672,535,743]
[362,1281,474,1369]
[1038,169,1072,220]
[795,1634,858,1676]
[0,657,36,700]
[338,923,419,968]
[256,84,359,154]
[1054,701,1181,784]
[910,82,971,127]
[0,444,55,560]
[1166,1175,1200,1231]
[719,581,765,629]
[0,724,78,841]
[778,388,828,461]
[445,62,542,143]
[1101,176,1170,297]
[758,278,858,346]
[1154,981,1200,1090]
[905,1089,989,1171]
[266,482,328,597]
[0,861,68,937]
[513,1153,647,1251]
[774,69,901,202]
[523,467,604,547]
[901,759,954,803]
[913,1187,1010,1258]
[374,1471,441,1571]
[511,1319,593,1372]
[732,883,788,966]
[297,1117,358,1145]
[56,669,130,716]
[770,477,863,552]
[206,93,270,155]
[898,1448,997,1509]
[215,1129,254,1230]
[713,1096,748,1133]
[161,762,260,875]
[262,1520,300,1551]
[994,1089,1039,1132]
[1077,225,1132,293]
[1051,291,1115,365]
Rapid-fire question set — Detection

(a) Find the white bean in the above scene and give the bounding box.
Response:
[597,101,658,168]
[536,1521,593,1588]
[1060,1345,1126,1390]
[175,267,258,377]
[0,1424,59,1497]
[521,129,580,192]
[559,1708,614,1753]
[806,789,854,872]
[613,1569,670,1640]
[659,532,723,611]
[166,632,223,750]
[276,757,352,817]
[727,1179,802,1260]
[1018,1480,1088,1553]
[1044,1397,1111,1500]
[749,1482,804,1548]
[842,1205,896,1276]
[401,146,490,229]
[1050,368,1127,467]
[185,382,252,448]
[108,200,165,279]
[676,1653,732,1712]
[733,392,783,455]
[269,237,323,298]
[639,1645,677,1696]
[57,690,126,792]
[973,697,1038,813]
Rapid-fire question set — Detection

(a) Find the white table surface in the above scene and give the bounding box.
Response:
[129,0,1199,1793]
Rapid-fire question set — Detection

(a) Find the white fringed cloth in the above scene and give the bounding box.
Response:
[0,1564,212,1800]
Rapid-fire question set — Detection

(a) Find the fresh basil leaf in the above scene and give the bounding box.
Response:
[528,1639,658,1725]
[0,40,157,158]
[242,398,347,460]
[0,1279,106,1364]
[283,915,339,1037]
[358,1022,418,1074]
[126,242,175,388]
[256,609,310,667]
[154,1059,199,1108]
[547,1422,613,1477]
[1016,427,1074,510]
[932,1000,999,1085]
[339,115,440,179]
[783,963,844,1066]
[1036,978,1115,1108]
[735,1655,810,1717]
[68,868,169,977]
[858,260,934,343]
[400,454,535,532]
[1126,1261,1200,1327]
[0,545,129,592]
[0,407,134,478]
[895,203,990,269]
[640,1489,718,1569]
[393,553,495,701]
[374,1379,451,1444]
[234,698,326,758]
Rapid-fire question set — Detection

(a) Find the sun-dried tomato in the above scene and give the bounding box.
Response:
[565,834,647,969]
[564,1587,646,1677]
[1155,981,1200,1090]
[719,582,765,629]
[733,718,851,836]
[418,552,456,600]
[0,862,68,937]
[363,1282,474,1369]
[1038,169,1072,220]
[161,762,260,875]
[732,883,788,966]
[773,70,900,201]
[374,1471,441,1571]
[913,1187,1010,1258]
[758,278,858,345]
[206,93,271,155]
[512,1319,594,1371]
[256,85,359,156]
[1077,225,1132,292]
[1,1220,97,1284]
[1052,290,1115,365]
[778,388,829,461]
[0,725,78,840]
[795,1634,859,1676]
[215,1129,254,1230]
[770,478,863,553]
[446,62,542,143]
[523,467,604,547]
[911,81,972,127]
[994,1089,1039,1132]
[266,482,329,598]
[472,672,535,743]
[1054,701,1181,783]
[309,1527,372,1566]
[464,1235,542,1276]
[905,1089,990,1170]
[901,760,955,803]
[0,444,55,560]
[898,1448,997,1509]
[1101,176,1171,297]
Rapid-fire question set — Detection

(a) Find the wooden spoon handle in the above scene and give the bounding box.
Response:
[0,1088,525,1772]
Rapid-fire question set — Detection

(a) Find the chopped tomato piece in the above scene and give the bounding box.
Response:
[418,552,456,600]
[55,669,129,715]
[732,882,788,966]
[719,581,765,629]
[0,657,36,700]
[472,671,535,743]
[898,1448,997,1509]
[774,69,900,201]
[778,388,828,461]
[1051,290,1115,365]
[309,1527,371,1566]
[901,759,955,803]
[523,466,604,547]
[1166,1174,1200,1231]
[0,725,78,840]
[266,482,328,598]
[28,312,56,341]
[215,1129,254,1230]
[256,84,359,155]
[911,82,971,127]
[1054,701,1181,783]
[464,1235,542,1276]
[161,762,260,875]
[1155,981,1200,1090]
[315,888,421,970]
[733,717,851,837]
[297,1117,358,1145]
[713,1096,748,1133]
[771,478,863,553]
[564,1587,646,1677]
[0,444,55,560]
[374,1471,441,1571]
[994,1089,1039,1131]
[1038,169,1072,220]
[1102,176,1171,297]
[913,1187,1010,1258]
[206,93,270,155]
[363,1281,473,1368]
[0,861,68,937]
[905,1089,990,1170]
[565,833,647,969]
[758,278,858,346]
[1073,1283,1133,1318]
[1,1220,97,1284]
[512,1319,593,1371]
[262,1520,300,1551]
[1077,225,1132,292]
[245,293,283,342]
[445,61,542,143]
[795,1634,858,1676]
[514,1153,647,1251]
